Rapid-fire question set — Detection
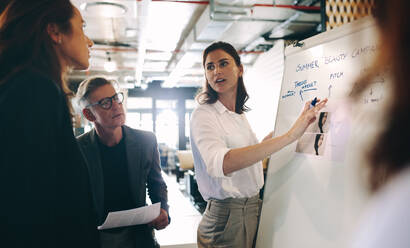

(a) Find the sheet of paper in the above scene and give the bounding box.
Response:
[97,202,160,230]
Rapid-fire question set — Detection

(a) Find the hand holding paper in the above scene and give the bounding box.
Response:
[149,208,169,230]
[97,203,160,230]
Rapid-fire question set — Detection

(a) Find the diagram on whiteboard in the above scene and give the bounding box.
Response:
[275,24,381,163]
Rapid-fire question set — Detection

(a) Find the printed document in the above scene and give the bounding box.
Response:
[97,202,160,230]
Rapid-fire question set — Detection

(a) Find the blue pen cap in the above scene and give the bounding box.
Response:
[310,97,318,108]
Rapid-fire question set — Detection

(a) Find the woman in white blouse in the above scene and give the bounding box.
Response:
[190,41,327,248]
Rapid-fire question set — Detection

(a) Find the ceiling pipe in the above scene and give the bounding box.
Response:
[262,29,319,42]
[93,40,133,47]
[92,47,138,52]
[137,0,320,11]
[91,47,261,56]
[151,0,209,4]
[243,0,321,51]
[268,12,302,37]
[252,4,319,11]
[86,66,139,71]
[209,17,318,24]
[92,47,184,54]
[133,0,320,24]
[134,0,321,26]
[135,0,152,86]
[213,3,319,12]
[164,0,320,86]
[208,0,320,23]
[267,0,321,38]
[163,3,208,87]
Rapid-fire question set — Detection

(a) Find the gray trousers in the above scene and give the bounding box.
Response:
[100,226,159,248]
[197,194,262,248]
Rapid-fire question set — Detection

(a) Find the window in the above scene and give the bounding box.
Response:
[127,97,152,109]
[126,112,153,132]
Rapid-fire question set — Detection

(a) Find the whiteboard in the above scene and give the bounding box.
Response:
[256,17,386,248]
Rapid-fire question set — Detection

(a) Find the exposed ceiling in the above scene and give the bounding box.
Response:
[69,0,322,89]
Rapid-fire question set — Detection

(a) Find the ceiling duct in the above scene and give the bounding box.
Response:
[163,5,231,87]
[135,0,152,87]
[243,0,322,52]
[164,0,321,87]
[209,0,320,23]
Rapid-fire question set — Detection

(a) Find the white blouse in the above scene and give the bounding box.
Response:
[190,100,264,201]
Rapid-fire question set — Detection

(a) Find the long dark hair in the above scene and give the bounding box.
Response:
[196,41,249,114]
[0,1,11,13]
[314,134,322,156]
[318,112,327,133]
[0,0,74,96]
[350,0,410,192]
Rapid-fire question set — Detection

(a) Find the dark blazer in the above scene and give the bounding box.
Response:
[0,69,100,248]
[77,126,169,244]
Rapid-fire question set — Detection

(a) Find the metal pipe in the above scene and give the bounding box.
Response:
[269,12,301,38]
[91,47,261,54]
[135,0,152,86]
[137,0,321,11]
[137,0,209,4]
[213,10,247,16]
[151,0,209,4]
[215,3,320,11]
[210,17,319,24]
[253,4,320,11]
[208,0,320,23]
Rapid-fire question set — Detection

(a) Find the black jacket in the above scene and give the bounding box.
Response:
[0,69,100,248]
[77,126,169,247]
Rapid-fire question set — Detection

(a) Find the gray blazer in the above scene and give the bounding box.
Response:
[77,125,169,225]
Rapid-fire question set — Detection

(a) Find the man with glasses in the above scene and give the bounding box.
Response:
[75,77,169,248]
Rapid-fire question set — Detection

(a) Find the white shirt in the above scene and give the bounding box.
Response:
[352,167,410,248]
[190,100,264,201]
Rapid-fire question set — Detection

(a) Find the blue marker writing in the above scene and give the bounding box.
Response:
[310,97,318,109]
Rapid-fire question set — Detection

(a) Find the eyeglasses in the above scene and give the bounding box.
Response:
[86,92,124,110]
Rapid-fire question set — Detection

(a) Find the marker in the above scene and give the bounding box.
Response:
[310,97,318,109]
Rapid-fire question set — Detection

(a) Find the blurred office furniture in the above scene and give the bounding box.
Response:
[158,143,170,173]
[175,150,193,182]
[175,150,206,213]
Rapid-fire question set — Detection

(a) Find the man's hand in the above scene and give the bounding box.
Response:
[149,208,169,230]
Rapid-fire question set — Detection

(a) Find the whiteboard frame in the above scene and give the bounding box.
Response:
[257,16,378,248]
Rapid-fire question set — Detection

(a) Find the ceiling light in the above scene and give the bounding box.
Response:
[80,2,127,17]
